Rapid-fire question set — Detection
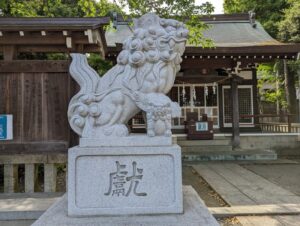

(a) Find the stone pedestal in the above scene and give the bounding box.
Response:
[33,186,219,226]
[68,143,183,216]
[33,135,219,225]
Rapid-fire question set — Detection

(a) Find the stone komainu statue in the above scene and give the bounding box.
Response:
[68,13,188,138]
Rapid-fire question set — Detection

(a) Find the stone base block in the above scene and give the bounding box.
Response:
[33,186,219,226]
[68,145,183,216]
[79,134,173,147]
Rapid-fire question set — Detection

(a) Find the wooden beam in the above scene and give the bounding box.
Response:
[0,60,69,73]
[231,76,240,149]
[3,45,16,60]
[86,29,94,43]
[175,75,230,84]
[10,44,102,53]
[0,32,88,45]
[185,45,300,55]
[66,37,72,48]
[181,58,235,69]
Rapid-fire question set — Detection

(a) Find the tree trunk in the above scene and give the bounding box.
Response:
[284,60,297,122]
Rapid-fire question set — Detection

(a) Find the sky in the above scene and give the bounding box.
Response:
[196,0,224,14]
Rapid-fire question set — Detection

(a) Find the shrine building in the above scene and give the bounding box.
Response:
[105,13,300,147]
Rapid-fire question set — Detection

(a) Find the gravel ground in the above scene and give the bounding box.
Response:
[182,165,228,207]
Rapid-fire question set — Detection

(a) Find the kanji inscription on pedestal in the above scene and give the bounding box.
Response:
[104,161,147,197]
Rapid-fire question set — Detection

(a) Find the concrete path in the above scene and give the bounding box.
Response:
[193,163,300,206]
[243,164,300,196]
[0,196,60,220]
[237,215,300,226]
[209,204,300,217]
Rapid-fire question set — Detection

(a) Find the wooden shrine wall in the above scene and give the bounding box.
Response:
[0,60,77,153]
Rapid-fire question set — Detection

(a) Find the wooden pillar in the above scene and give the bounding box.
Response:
[44,163,57,192]
[231,77,240,149]
[25,164,35,193]
[252,68,259,125]
[4,164,18,193]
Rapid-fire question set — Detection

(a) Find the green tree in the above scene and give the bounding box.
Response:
[278,0,300,42]
[112,0,215,47]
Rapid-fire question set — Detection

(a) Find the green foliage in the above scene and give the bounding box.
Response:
[0,0,80,17]
[113,0,215,47]
[278,0,300,42]
[0,0,122,17]
[87,53,113,75]
[257,63,286,107]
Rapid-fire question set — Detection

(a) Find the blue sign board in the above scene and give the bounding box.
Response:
[0,115,13,140]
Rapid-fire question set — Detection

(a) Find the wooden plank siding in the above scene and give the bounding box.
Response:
[0,60,75,153]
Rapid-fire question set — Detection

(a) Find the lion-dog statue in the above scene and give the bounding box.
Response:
[68,13,188,138]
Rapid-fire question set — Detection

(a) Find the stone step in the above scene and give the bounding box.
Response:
[176,134,231,141]
[178,139,232,146]
[182,150,277,162]
[181,145,233,153]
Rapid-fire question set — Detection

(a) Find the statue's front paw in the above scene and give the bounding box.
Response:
[164,130,172,137]
[147,130,155,137]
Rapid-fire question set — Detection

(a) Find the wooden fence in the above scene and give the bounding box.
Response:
[0,153,67,193]
[241,114,299,133]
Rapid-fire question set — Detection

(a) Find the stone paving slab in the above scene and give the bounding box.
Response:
[237,215,300,226]
[0,197,60,220]
[243,164,300,196]
[209,204,300,217]
[193,163,300,206]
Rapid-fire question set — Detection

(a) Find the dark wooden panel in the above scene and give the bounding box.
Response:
[0,61,69,73]
[181,58,235,69]
[0,73,23,143]
[1,69,73,149]
[22,73,43,141]
[43,73,70,141]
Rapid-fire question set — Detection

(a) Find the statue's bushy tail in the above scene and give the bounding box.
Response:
[67,54,101,136]
[69,53,100,93]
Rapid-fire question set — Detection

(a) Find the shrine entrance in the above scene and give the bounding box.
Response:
[169,84,219,129]
[222,85,254,127]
